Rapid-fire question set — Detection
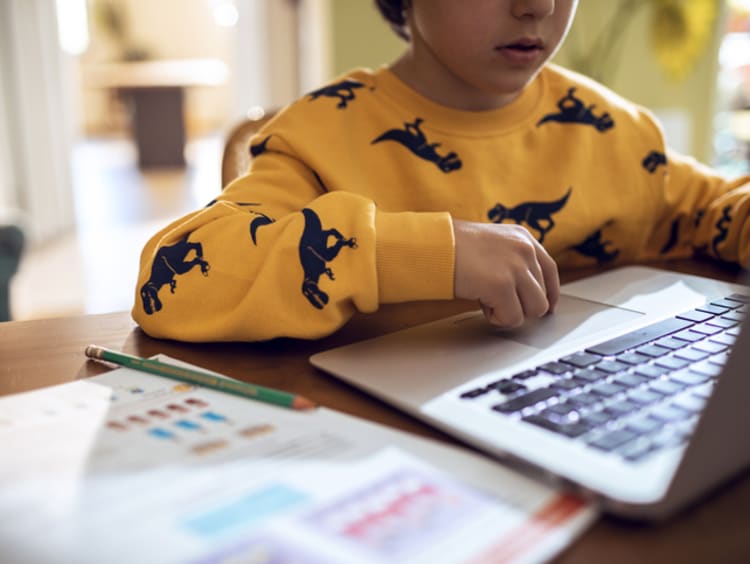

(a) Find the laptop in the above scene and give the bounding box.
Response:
[310,265,750,520]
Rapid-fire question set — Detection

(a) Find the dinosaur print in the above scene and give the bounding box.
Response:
[660,218,680,255]
[642,150,667,173]
[250,135,271,157]
[537,87,614,132]
[372,118,462,173]
[571,226,620,263]
[487,187,572,244]
[713,205,732,257]
[140,237,210,315]
[298,209,357,309]
[308,80,365,109]
[250,212,275,245]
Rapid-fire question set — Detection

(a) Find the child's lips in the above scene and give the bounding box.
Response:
[496,38,545,63]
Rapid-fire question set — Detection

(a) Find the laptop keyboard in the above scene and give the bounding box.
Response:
[459,293,748,463]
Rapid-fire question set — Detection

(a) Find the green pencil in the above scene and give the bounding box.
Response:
[85,345,317,411]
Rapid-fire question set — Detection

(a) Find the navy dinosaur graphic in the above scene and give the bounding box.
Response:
[140,237,210,315]
[713,205,732,257]
[308,80,365,109]
[660,218,680,254]
[571,225,620,263]
[250,135,271,157]
[298,208,357,309]
[372,118,462,173]
[537,88,614,132]
[250,211,274,245]
[642,150,667,173]
[487,187,572,244]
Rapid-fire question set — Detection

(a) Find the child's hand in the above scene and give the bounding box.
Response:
[453,219,559,328]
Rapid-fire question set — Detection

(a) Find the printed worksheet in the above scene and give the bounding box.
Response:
[0,360,598,563]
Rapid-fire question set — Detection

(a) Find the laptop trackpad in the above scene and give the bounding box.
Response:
[454,294,643,350]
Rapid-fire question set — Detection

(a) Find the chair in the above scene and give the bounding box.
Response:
[221,109,276,188]
[0,213,25,322]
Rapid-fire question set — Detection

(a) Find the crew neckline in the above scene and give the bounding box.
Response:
[371,65,547,136]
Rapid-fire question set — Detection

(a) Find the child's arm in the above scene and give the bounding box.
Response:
[645,150,750,266]
[453,219,559,327]
[132,146,456,342]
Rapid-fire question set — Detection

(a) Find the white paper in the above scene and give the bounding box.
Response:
[0,359,598,563]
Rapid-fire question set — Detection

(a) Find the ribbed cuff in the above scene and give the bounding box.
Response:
[375,210,455,303]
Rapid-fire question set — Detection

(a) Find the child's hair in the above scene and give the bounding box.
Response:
[374,0,409,41]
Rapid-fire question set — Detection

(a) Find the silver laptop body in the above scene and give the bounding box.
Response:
[310,266,750,520]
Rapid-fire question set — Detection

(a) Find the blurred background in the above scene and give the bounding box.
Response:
[0,0,749,321]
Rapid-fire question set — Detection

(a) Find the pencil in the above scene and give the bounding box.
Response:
[84,345,317,411]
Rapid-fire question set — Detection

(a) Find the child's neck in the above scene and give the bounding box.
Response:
[389,52,522,112]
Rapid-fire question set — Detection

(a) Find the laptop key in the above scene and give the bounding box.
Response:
[613,373,648,388]
[492,387,559,413]
[673,347,709,362]
[585,317,693,356]
[460,387,489,399]
[711,298,745,309]
[489,379,527,395]
[594,360,630,374]
[649,404,690,422]
[706,317,737,329]
[653,336,688,350]
[634,364,669,379]
[669,370,710,386]
[650,379,685,395]
[628,389,662,405]
[696,303,730,315]
[560,351,601,368]
[672,330,705,343]
[588,429,638,451]
[511,369,538,380]
[567,392,600,408]
[573,368,607,383]
[636,344,670,358]
[539,361,571,375]
[618,437,654,461]
[522,415,591,438]
[604,399,639,417]
[676,310,715,323]
[693,340,727,354]
[591,382,626,397]
[616,351,652,365]
[655,356,690,371]
[689,360,723,378]
[626,415,662,434]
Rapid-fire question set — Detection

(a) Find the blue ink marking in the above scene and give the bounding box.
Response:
[175,419,202,431]
[201,411,228,422]
[149,428,176,440]
[182,484,307,537]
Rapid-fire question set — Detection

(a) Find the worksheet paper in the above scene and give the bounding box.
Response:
[0,359,598,563]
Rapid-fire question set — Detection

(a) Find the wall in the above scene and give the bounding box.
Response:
[554,1,726,163]
[329,0,403,76]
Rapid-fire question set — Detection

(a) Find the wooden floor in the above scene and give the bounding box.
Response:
[10,134,222,320]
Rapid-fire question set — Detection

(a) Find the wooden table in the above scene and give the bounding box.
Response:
[2,259,749,563]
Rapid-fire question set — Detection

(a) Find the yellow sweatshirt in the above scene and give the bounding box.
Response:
[132,64,750,342]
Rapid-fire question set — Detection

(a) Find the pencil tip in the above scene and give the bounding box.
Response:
[293,396,318,411]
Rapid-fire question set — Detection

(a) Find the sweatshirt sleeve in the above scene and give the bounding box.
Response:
[643,147,750,267]
[131,132,455,342]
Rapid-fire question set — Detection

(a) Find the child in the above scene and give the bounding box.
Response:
[133,0,750,342]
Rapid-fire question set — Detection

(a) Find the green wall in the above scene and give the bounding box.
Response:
[328,0,725,162]
[329,0,404,75]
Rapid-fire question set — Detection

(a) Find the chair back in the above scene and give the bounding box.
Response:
[221,109,276,188]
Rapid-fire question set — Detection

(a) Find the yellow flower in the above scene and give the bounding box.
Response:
[649,0,719,81]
